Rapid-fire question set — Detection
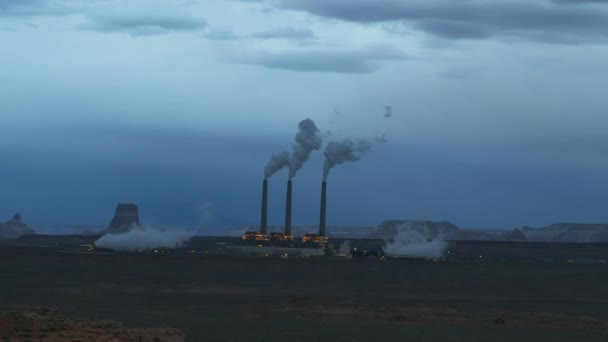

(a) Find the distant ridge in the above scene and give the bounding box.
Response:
[366,220,460,240]
[365,220,608,243]
[522,223,608,243]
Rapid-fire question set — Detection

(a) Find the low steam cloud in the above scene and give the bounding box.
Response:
[94,225,195,251]
[264,151,290,179]
[323,139,372,180]
[383,222,447,258]
[289,118,322,179]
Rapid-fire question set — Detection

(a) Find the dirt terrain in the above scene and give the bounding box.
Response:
[0,308,184,341]
[1,247,608,341]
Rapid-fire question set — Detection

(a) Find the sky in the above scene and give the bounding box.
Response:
[1,0,608,232]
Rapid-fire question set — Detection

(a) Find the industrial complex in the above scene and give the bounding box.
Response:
[237,179,350,258]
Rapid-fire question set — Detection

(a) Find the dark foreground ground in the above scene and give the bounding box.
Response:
[1,248,608,341]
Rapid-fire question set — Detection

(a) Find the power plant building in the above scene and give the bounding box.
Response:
[240,179,333,256]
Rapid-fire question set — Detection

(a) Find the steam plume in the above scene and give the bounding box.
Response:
[95,225,195,251]
[377,105,392,143]
[264,151,290,179]
[323,139,372,180]
[383,221,447,258]
[289,119,322,179]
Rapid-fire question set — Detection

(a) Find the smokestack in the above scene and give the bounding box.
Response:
[284,180,292,236]
[319,181,327,236]
[260,179,268,235]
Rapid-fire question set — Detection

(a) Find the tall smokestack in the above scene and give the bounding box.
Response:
[284,180,292,236]
[319,181,327,236]
[260,179,268,235]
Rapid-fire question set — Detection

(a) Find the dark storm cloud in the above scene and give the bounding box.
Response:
[79,12,207,35]
[230,44,405,73]
[264,0,608,43]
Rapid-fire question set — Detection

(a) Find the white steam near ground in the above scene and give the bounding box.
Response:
[383,221,447,258]
[95,225,195,251]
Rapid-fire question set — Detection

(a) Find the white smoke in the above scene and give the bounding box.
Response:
[289,118,322,179]
[264,151,290,179]
[322,139,372,180]
[383,222,447,258]
[94,225,195,251]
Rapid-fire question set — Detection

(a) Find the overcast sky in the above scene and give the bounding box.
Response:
[2,0,608,231]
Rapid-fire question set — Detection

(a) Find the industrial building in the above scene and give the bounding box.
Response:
[238,179,349,258]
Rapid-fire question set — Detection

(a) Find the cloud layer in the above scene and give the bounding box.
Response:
[80,12,207,35]
[1,0,207,35]
[270,0,608,43]
[228,44,405,73]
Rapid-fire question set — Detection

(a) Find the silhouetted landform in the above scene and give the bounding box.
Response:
[367,220,460,240]
[522,223,608,242]
[99,203,140,234]
[503,228,527,241]
[364,220,608,243]
[463,224,608,243]
[0,308,185,341]
[0,213,35,239]
[38,223,105,235]
[0,234,102,247]
[453,228,524,242]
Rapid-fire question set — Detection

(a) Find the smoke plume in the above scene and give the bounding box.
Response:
[376,105,392,143]
[289,118,322,179]
[94,225,195,251]
[383,222,447,258]
[384,105,392,118]
[264,151,290,179]
[323,139,372,180]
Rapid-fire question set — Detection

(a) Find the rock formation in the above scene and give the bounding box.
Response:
[503,228,527,241]
[105,203,140,234]
[0,213,36,239]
